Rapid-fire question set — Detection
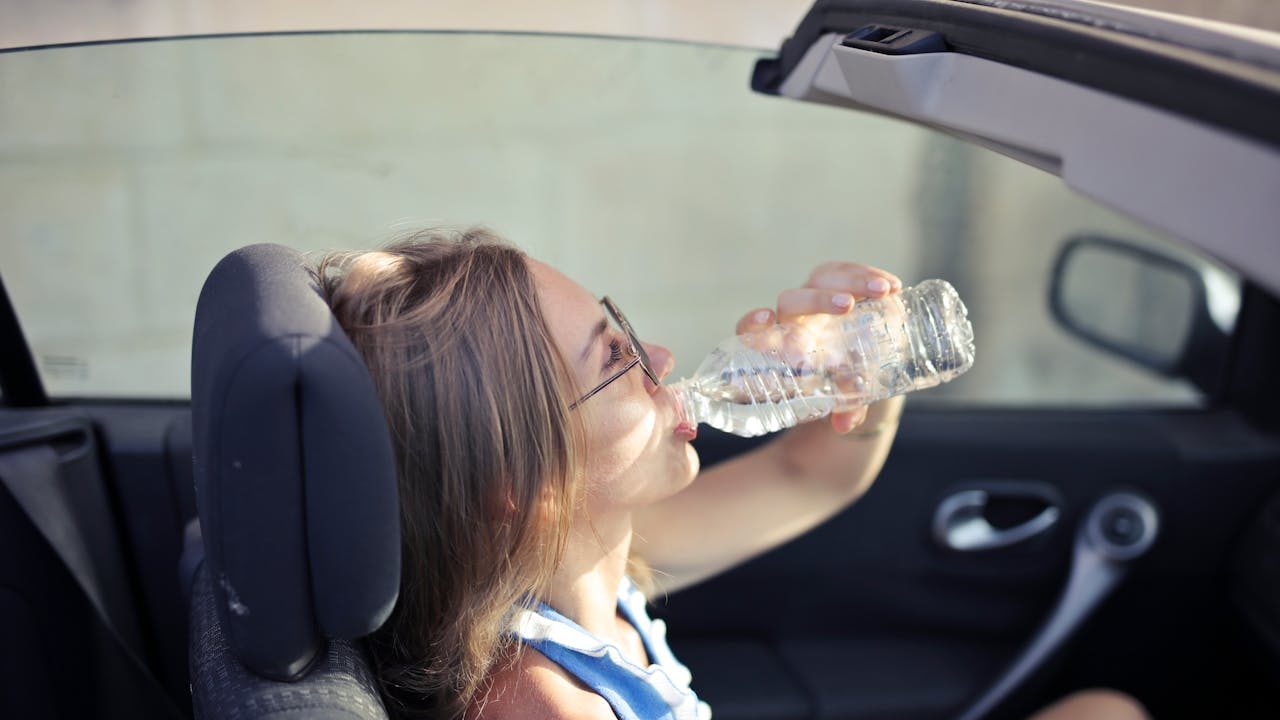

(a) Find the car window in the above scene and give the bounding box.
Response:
[0,32,1239,405]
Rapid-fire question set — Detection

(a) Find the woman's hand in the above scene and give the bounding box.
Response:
[634,263,906,592]
[636,262,906,592]
[733,261,903,434]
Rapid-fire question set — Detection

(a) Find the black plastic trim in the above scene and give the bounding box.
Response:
[1225,282,1280,432]
[841,24,948,54]
[0,273,48,407]
[0,28,758,56]
[752,0,1280,149]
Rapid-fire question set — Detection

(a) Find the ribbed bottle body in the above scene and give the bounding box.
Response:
[673,279,974,437]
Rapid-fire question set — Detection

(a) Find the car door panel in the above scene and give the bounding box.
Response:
[79,404,197,707]
[0,409,185,718]
[663,410,1280,719]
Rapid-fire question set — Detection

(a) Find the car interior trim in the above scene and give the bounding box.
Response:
[0,274,47,407]
[752,0,1280,148]
[772,31,1280,298]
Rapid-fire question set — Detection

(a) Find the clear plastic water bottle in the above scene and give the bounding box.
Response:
[669,279,975,438]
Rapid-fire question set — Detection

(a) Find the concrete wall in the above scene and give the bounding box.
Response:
[2,0,1277,50]
[0,32,1215,404]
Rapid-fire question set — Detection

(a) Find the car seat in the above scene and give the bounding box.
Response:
[185,243,401,719]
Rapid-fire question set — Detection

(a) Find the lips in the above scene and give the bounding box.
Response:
[673,421,698,441]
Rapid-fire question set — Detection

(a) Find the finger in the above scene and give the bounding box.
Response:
[806,262,902,296]
[735,307,775,335]
[829,364,870,432]
[776,287,856,324]
[806,261,902,288]
[807,265,902,297]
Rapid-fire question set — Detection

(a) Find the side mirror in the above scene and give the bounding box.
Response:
[1049,236,1232,395]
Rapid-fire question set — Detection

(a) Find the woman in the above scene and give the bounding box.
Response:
[317,228,1147,720]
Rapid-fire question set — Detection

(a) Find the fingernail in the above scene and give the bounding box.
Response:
[753,310,771,324]
[867,278,890,294]
[832,293,853,309]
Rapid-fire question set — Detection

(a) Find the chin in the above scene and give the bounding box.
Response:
[675,443,700,487]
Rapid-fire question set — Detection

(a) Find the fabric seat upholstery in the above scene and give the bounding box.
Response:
[186,243,400,719]
[188,542,387,719]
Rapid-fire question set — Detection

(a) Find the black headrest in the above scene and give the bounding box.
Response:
[191,244,400,680]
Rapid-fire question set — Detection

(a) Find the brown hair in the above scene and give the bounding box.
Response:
[314,228,582,719]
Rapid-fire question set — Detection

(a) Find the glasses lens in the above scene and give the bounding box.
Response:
[603,297,658,385]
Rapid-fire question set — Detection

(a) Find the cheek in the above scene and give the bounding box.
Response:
[585,399,655,466]
[581,396,660,490]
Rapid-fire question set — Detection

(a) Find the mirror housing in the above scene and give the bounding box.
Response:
[1050,236,1231,396]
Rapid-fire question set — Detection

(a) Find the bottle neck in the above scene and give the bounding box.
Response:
[666,377,702,427]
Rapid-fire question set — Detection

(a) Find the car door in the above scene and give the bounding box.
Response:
[656,2,1280,719]
[1,5,1278,719]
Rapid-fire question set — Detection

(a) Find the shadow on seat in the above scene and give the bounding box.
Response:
[185,243,401,719]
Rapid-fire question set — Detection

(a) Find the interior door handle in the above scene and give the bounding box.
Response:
[954,492,1160,720]
[934,489,1060,552]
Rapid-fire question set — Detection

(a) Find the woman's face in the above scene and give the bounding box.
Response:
[529,259,700,514]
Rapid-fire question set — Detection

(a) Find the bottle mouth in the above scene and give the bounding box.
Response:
[670,382,687,425]
[667,379,699,440]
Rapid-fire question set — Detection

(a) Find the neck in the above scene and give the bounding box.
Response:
[545,506,633,639]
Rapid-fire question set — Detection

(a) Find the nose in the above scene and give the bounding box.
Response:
[642,342,675,390]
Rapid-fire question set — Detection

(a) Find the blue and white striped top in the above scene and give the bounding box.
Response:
[510,578,712,720]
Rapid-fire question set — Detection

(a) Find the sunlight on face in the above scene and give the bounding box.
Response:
[527,258,698,515]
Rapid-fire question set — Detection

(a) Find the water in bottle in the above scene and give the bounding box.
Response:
[669,279,975,437]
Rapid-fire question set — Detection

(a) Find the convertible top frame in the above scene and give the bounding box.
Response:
[754,0,1280,295]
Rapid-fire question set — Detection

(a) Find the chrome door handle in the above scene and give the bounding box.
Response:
[934,489,1060,552]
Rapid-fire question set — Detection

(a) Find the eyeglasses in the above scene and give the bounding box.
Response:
[569,296,659,410]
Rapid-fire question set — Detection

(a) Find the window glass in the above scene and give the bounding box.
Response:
[0,33,1238,404]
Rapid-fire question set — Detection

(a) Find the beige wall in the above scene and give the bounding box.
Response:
[1121,0,1280,29]
[0,1,812,50]
[0,35,926,397]
[0,30,1214,405]
[1,0,1277,51]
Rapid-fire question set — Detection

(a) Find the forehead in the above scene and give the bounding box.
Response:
[527,258,602,353]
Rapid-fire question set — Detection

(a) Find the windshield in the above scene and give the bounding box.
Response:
[0,32,1237,405]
